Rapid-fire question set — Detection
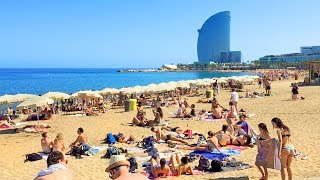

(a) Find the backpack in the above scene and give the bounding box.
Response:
[102,147,120,159]
[106,133,117,144]
[197,156,210,171]
[69,146,85,158]
[143,136,154,149]
[128,157,138,173]
[210,159,223,172]
[25,153,42,162]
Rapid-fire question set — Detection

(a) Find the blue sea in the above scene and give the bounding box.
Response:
[0,68,253,96]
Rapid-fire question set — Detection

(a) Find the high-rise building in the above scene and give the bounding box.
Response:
[197,11,242,64]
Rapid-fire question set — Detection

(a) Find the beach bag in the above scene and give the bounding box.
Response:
[143,136,154,149]
[69,146,85,157]
[210,159,223,172]
[102,147,120,159]
[25,153,42,162]
[106,133,117,144]
[146,148,159,159]
[128,157,138,173]
[197,156,210,171]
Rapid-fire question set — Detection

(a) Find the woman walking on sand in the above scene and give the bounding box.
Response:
[271,118,294,180]
[291,83,299,100]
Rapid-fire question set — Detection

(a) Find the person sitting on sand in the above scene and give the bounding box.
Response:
[35,151,73,180]
[85,106,99,116]
[69,127,90,152]
[98,99,106,113]
[183,131,221,152]
[41,132,53,154]
[234,114,249,135]
[215,125,233,146]
[211,98,224,111]
[151,127,188,145]
[228,101,238,118]
[152,107,163,125]
[53,133,69,154]
[226,118,235,135]
[132,111,149,126]
[212,104,222,119]
[151,158,170,178]
[106,155,148,180]
[169,154,194,176]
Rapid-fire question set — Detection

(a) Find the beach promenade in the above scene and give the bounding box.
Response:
[0,77,319,179]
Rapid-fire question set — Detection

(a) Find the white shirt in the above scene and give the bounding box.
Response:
[231,92,239,102]
[177,107,182,115]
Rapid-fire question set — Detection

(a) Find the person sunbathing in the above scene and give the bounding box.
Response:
[215,125,233,146]
[53,133,69,154]
[183,131,220,152]
[151,127,188,145]
[111,133,136,144]
[152,107,163,125]
[41,132,53,154]
[69,127,90,152]
[151,158,170,178]
[224,134,253,147]
[228,101,238,118]
[212,104,222,119]
[15,124,51,133]
[161,126,189,135]
[132,112,149,126]
[169,154,194,176]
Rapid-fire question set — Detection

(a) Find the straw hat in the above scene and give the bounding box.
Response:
[105,155,130,172]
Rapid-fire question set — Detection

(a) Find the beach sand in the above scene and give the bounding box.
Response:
[1,78,320,180]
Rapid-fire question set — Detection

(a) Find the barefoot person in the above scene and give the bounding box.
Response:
[271,118,294,180]
[169,154,194,176]
[150,127,188,145]
[41,132,53,154]
[52,133,69,154]
[152,107,163,125]
[151,158,170,178]
[69,127,90,152]
[105,155,148,180]
[251,123,272,180]
[230,89,239,114]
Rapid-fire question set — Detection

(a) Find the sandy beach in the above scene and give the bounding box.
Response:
[1,77,320,180]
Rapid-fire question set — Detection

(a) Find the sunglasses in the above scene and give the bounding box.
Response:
[108,165,128,179]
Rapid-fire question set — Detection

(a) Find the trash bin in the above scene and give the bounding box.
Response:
[124,100,132,112]
[206,90,213,98]
[130,99,137,111]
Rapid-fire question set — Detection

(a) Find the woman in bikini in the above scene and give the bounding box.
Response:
[251,123,272,180]
[52,133,69,154]
[169,154,194,176]
[183,131,221,152]
[151,158,170,178]
[132,111,149,126]
[271,117,294,180]
[152,107,163,125]
[215,125,233,146]
[228,101,238,118]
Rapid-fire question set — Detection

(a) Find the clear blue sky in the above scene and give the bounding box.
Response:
[0,0,319,68]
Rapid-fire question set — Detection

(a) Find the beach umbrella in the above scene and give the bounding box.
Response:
[16,96,54,110]
[99,88,120,95]
[71,90,103,99]
[0,94,38,104]
[42,92,70,100]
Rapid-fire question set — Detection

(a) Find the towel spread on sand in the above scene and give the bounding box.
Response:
[189,145,249,160]
[189,151,229,160]
[141,169,202,179]
[254,138,281,170]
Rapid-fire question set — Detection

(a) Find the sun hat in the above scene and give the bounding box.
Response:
[105,155,130,172]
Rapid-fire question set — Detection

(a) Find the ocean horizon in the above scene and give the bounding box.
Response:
[0,68,254,96]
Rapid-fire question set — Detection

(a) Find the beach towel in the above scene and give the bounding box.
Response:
[189,151,229,160]
[254,138,281,170]
[0,123,11,129]
[141,169,202,179]
[201,116,226,122]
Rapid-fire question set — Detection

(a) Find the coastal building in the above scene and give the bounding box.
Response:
[196,11,242,68]
[161,64,177,71]
[258,46,320,63]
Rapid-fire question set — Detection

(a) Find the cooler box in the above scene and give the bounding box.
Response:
[124,100,132,112]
